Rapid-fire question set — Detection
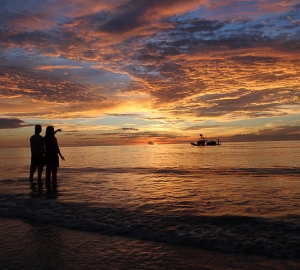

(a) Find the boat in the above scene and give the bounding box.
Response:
[191,134,221,146]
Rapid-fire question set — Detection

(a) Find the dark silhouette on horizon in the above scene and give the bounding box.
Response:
[191,134,221,146]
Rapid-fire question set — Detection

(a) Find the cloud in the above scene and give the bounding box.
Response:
[0,66,108,105]
[98,0,203,33]
[184,125,221,131]
[106,113,141,117]
[0,0,300,144]
[0,117,30,129]
[230,125,300,141]
[34,65,83,71]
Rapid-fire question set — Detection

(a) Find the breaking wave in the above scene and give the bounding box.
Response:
[1,192,299,259]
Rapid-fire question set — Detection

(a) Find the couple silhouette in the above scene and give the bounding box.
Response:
[30,125,65,188]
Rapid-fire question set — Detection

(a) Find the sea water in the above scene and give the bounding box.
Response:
[0,141,300,268]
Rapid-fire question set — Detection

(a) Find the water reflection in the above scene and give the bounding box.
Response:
[29,180,59,199]
[29,222,65,269]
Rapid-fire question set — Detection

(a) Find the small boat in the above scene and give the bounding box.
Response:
[191,134,221,146]
[206,139,221,146]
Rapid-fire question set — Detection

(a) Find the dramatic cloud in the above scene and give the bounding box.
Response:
[0,0,300,146]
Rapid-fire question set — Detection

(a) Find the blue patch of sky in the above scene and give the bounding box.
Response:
[64,65,130,86]
[2,47,27,59]
[1,47,46,68]
[1,0,33,13]
[17,52,125,82]
[175,6,207,21]
[218,11,298,40]
[258,17,298,39]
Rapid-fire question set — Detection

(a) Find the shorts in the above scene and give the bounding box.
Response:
[31,152,45,168]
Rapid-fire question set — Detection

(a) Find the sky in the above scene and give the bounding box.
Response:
[0,0,300,147]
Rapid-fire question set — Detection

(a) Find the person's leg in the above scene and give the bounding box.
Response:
[37,166,43,181]
[52,166,58,184]
[37,156,45,181]
[29,156,36,181]
[51,165,58,191]
[46,163,54,193]
[29,167,36,181]
[46,163,51,181]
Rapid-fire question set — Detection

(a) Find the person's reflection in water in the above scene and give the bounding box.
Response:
[29,181,41,196]
[29,177,58,198]
[29,223,65,269]
[46,180,59,197]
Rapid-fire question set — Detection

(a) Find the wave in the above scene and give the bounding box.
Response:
[0,192,299,259]
[3,165,299,183]
[61,166,300,182]
[58,166,300,177]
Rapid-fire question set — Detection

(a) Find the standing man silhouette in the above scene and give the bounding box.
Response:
[29,124,45,181]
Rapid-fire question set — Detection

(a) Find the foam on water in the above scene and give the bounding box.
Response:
[0,191,300,259]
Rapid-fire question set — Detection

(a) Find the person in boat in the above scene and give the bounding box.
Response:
[197,134,206,146]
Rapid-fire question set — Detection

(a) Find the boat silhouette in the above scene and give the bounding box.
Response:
[191,134,221,146]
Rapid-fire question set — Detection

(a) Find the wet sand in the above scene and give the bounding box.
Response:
[1,218,299,270]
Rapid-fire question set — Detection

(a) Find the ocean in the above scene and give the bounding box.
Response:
[1,141,300,269]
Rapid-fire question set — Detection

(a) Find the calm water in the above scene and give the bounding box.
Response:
[1,141,300,268]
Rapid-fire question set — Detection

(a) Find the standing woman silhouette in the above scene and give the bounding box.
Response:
[44,126,65,186]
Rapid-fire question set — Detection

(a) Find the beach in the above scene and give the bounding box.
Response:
[1,142,300,269]
[1,217,300,270]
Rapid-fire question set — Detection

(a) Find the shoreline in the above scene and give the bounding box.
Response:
[1,217,300,270]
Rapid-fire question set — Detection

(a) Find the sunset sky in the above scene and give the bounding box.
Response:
[1,0,300,147]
